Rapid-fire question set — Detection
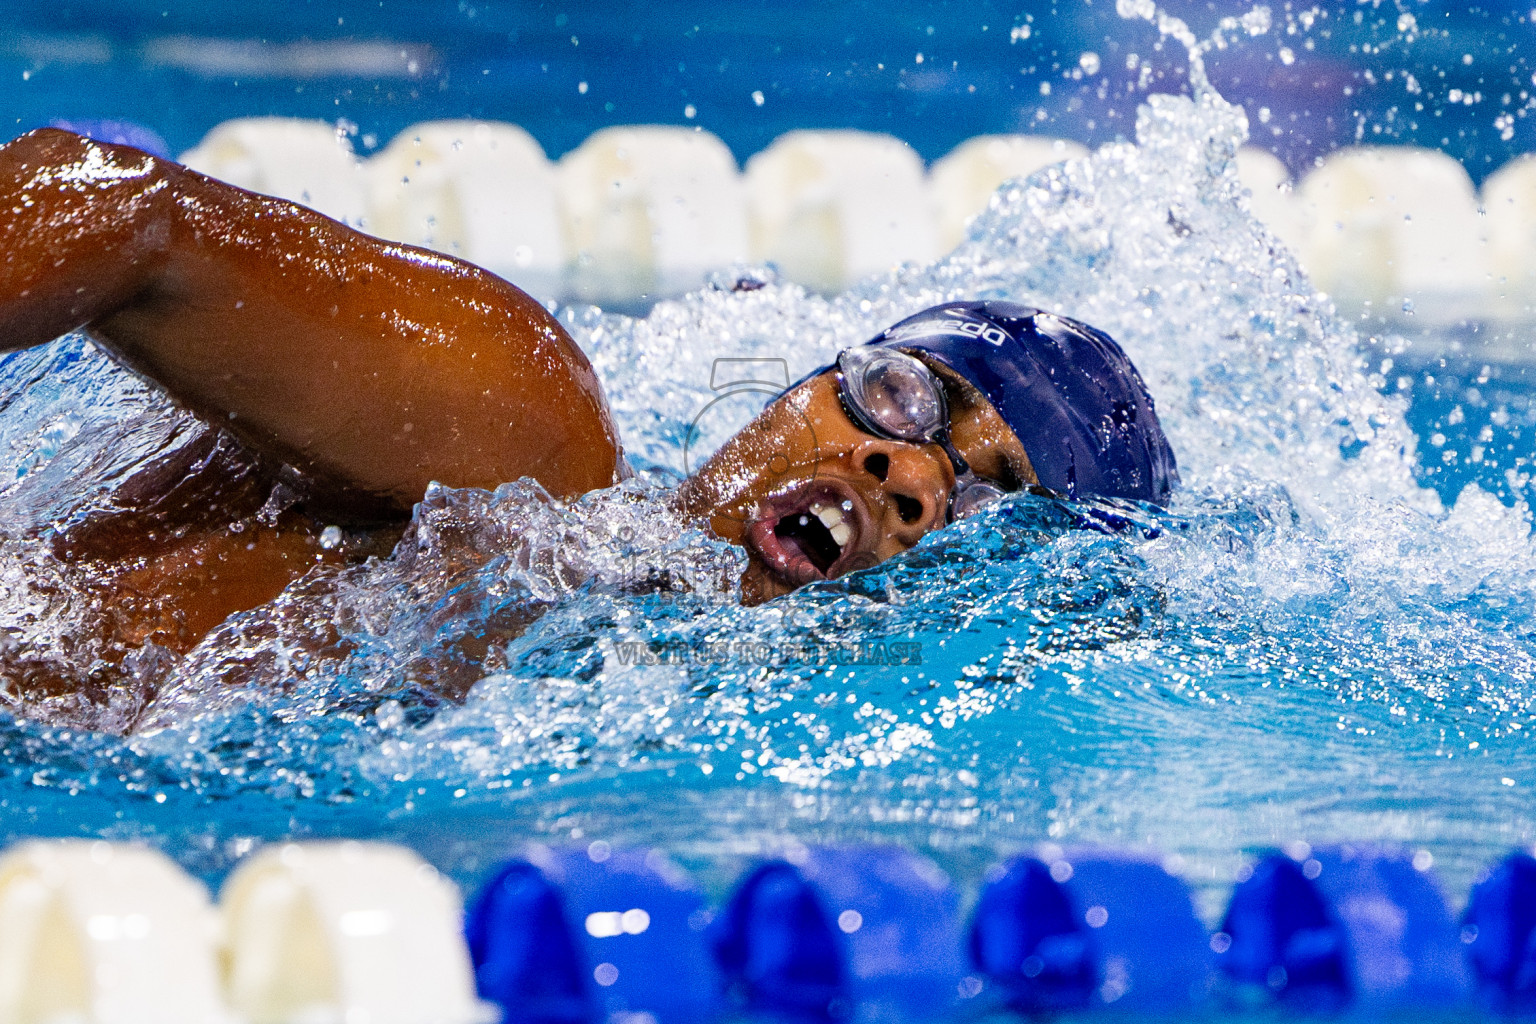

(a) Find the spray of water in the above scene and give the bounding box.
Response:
[0,2,1529,887]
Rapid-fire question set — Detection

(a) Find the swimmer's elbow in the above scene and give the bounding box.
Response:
[0,129,177,350]
[5,128,175,194]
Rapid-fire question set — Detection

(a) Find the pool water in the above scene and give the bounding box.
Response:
[0,8,1532,938]
[1399,350,1536,514]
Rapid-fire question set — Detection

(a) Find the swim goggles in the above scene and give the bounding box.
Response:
[833,346,1014,521]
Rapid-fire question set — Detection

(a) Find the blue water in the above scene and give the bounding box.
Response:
[1400,350,1536,514]
[0,10,1532,940]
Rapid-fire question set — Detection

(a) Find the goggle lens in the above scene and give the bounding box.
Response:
[836,348,946,442]
[835,345,1017,524]
[951,480,1008,519]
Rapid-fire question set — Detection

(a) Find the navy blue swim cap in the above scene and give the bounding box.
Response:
[864,300,1178,506]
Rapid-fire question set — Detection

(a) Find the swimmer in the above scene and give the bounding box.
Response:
[0,128,1175,707]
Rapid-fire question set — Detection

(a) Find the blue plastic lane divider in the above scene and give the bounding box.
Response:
[45,119,171,157]
[796,846,970,1017]
[711,846,970,1021]
[970,850,1212,1012]
[712,862,848,1018]
[534,844,722,1024]
[1062,850,1215,1009]
[1310,846,1470,1007]
[465,860,594,1024]
[1217,853,1350,1011]
[969,857,1095,1012]
[1462,850,1536,1011]
[1218,845,1470,1012]
[466,846,721,1024]
[469,842,1536,1022]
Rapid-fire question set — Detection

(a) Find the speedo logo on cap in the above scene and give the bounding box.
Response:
[885,316,1010,347]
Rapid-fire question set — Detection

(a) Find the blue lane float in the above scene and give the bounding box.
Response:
[464,859,593,1024]
[1462,850,1536,1013]
[969,857,1096,1012]
[970,849,1211,1012]
[467,842,1536,1021]
[712,846,969,1021]
[465,844,721,1024]
[711,861,849,1019]
[1216,844,1470,1012]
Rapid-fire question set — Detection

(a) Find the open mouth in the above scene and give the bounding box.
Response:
[745,482,868,586]
[775,502,849,573]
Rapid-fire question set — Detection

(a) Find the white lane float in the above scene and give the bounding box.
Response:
[1480,154,1536,322]
[173,116,1536,329]
[179,117,368,227]
[556,125,749,303]
[366,121,565,303]
[1295,145,1490,323]
[1234,146,1306,258]
[745,129,939,293]
[220,841,488,1024]
[0,840,227,1024]
[929,134,1088,251]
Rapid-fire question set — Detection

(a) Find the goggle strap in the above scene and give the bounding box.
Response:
[935,432,971,478]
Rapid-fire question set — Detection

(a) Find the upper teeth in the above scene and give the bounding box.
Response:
[811,502,853,549]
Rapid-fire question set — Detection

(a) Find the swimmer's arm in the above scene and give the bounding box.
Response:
[0,128,622,521]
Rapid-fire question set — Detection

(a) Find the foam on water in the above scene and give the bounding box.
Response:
[0,6,1532,895]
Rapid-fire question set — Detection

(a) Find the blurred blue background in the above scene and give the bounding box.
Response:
[2,0,1531,178]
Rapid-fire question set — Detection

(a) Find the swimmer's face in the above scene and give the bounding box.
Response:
[678,362,1035,604]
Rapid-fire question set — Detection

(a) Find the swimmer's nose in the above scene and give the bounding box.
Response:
[853,439,950,543]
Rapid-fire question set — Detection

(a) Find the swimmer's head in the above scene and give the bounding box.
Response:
[679,301,1178,604]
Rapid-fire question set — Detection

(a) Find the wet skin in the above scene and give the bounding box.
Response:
[0,128,1033,707]
[0,129,623,517]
